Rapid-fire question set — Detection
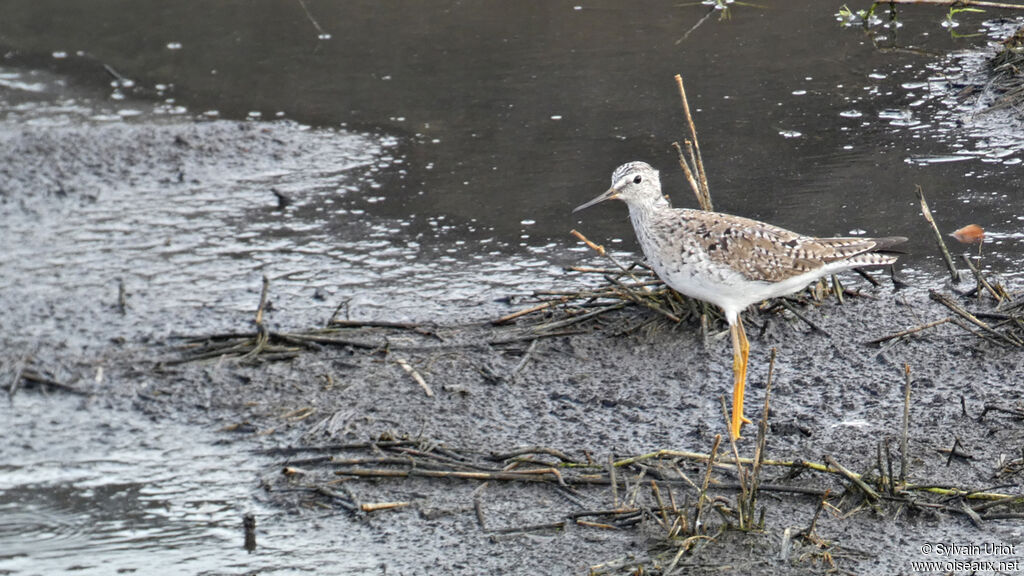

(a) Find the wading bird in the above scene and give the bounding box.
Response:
[574,161,905,438]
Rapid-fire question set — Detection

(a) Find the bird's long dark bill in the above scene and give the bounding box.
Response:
[572,187,619,213]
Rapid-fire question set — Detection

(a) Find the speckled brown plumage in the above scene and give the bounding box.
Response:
[646,208,904,284]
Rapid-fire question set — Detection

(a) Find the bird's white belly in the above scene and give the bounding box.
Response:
[644,248,827,317]
[652,258,757,307]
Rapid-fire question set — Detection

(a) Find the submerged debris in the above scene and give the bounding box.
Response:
[941,21,1024,115]
[982,23,1024,112]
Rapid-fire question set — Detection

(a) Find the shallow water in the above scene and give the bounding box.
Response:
[3,2,1022,252]
[1,2,1023,574]
[0,394,391,575]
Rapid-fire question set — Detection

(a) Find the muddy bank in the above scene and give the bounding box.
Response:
[20,268,1016,575]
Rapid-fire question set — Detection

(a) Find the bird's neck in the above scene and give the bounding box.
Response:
[626,197,670,228]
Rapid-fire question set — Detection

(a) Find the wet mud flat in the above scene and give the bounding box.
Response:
[38,267,1019,576]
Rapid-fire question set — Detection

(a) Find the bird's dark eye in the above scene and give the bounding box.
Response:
[633,175,643,184]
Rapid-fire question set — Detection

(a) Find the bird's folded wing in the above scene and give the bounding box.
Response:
[676,209,889,283]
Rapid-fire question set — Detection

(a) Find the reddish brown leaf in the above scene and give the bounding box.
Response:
[951,224,984,244]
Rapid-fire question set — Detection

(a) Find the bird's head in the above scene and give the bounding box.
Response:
[573,161,663,213]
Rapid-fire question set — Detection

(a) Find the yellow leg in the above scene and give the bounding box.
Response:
[729,316,752,439]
